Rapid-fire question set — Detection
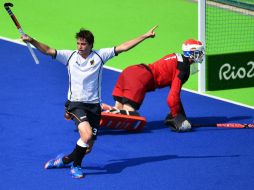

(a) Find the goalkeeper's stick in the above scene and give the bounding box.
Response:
[4,2,39,64]
[192,123,254,129]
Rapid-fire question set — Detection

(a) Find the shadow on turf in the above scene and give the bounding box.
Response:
[85,154,239,175]
[98,115,253,135]
[189,115,252,126]
[98,120,168,136]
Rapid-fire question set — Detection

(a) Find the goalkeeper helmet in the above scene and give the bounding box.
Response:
[182,39,204,63]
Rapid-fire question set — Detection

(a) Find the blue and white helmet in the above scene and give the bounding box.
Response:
[182,39,205,63]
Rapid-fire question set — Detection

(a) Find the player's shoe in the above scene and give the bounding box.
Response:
[70,165,84,179]
[44,154,70,169]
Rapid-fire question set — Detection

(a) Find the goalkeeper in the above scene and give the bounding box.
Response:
[111,39,205,132]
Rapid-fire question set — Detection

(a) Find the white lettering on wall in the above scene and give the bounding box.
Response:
[219,61,254,80]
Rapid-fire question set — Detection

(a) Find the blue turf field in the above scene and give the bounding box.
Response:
[0,39,254,190]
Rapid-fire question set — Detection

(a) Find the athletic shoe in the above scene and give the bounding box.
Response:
[70,165,84,178]
[44,154,69,169]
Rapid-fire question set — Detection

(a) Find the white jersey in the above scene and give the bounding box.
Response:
[56,47,116,103]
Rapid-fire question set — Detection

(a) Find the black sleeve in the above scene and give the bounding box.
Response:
[114,47,118,56]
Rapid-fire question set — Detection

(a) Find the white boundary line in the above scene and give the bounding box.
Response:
[0,36,36,48]
[183,88,254,110]
[1,36,253,110]
[103,65,122,73]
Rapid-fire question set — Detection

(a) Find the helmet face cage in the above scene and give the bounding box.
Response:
[182,40,205,63]
[191,50,204,63]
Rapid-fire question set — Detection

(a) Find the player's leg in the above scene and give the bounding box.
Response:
[65,103,96,178]
[70,103,100,178]
[65,107,90,178]
[69,121,91,178]
[53,123,90,178]
[45,103,93,178]
[45,101,77,170]
[85,105,100,152]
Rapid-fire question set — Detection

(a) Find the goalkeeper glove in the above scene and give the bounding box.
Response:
[164,113,191,132]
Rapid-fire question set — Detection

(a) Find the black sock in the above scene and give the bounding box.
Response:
[63,145,87,165]
[62,152,75,164]
[73,144,87,167]
[62,147,80,164]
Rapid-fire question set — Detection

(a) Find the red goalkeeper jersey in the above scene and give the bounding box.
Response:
[148,53,190,116]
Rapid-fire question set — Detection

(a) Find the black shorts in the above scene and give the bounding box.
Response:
[65,100,101,140]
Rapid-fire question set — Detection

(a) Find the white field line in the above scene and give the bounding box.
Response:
[182,88,254,110]
[1,36,253,110]
[0,36,36,48]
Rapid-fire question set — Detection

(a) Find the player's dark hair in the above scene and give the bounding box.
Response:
[75,28,94,48]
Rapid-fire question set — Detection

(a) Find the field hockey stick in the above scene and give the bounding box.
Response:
[4,2,39,64]
[192,123,254,129]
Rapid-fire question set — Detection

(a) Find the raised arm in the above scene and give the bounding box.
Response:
[115,25,158,54]
[21,35,56,57]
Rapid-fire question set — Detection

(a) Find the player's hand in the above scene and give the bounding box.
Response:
[21,34,33,43]
[144,25,158,38]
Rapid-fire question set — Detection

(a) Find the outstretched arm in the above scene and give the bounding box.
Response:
[21,35,56,57]
[115,25,158,54]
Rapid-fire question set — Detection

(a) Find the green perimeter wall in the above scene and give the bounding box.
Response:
[0,0,253,107]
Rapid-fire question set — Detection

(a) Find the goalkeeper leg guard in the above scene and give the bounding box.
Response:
[100,112,146,131]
